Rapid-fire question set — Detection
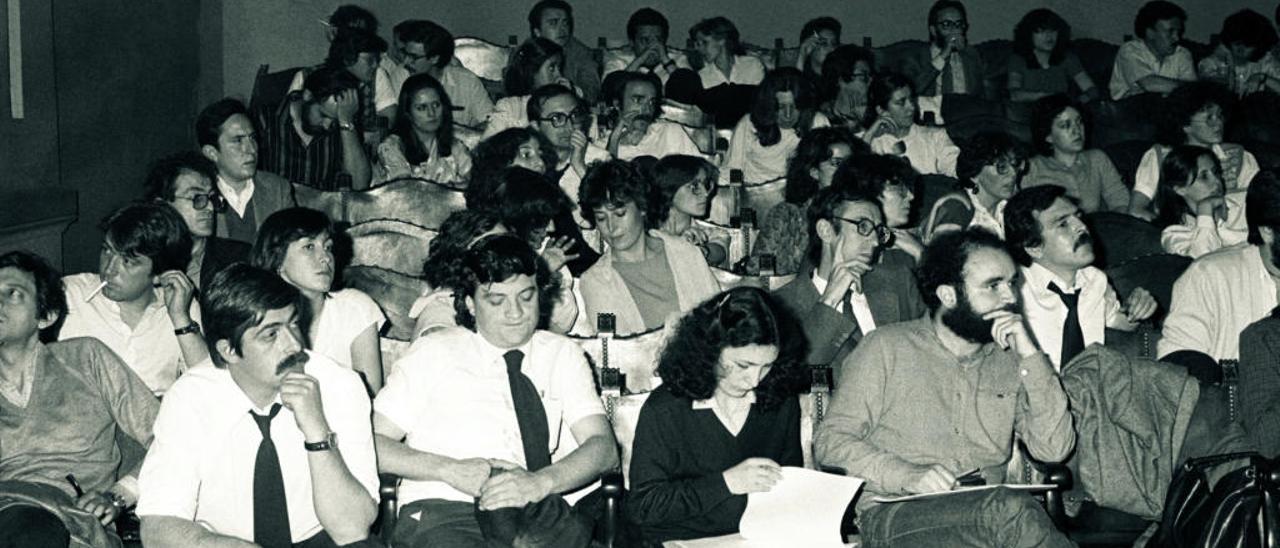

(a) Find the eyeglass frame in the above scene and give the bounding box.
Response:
[828,215,893,244]
[934,20,969,31]
[537,108,591,128]
[174,192,226,212]
[991,157,1027,176]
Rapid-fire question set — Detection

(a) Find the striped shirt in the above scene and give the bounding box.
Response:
[254,93,347,190]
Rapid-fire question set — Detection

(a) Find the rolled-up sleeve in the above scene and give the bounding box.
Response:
[1013,353,1075,463]
[135,386,203,519]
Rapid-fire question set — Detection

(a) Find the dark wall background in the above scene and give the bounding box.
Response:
[1,0,59,193]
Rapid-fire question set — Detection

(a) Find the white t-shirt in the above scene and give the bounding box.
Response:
[870,124,960,177]
[312,288,386,370]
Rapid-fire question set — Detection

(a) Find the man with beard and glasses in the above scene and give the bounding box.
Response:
[601,71,702,161]
[1004,186,1158,371]
[1160,170,1280,363]
[815,228,1074,547]
[896,0,988,99]
[137,264,380,548]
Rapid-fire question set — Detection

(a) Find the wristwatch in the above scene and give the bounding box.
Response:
[304,432,338,452]
[173,322,201,337]
[337,120,356,132]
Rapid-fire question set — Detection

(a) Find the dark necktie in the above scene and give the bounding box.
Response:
[1047,283,1086,367]
[841,289,863,343]
[251,403,291,548]
[504,350,551,471]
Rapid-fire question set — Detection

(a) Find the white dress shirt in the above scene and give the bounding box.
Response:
[136,351,379,543]
[59,273,202,394]
[697,55,766,88]
[613,119,703,161]
[312,288,386,369]
[1109,40,1197,100]
[870,124,960,177]
[812,270,878,335]
[1160,244,1279,361]
[1133,144,1260,200]
[374,327,606,505]
[216,176,257,218]
[1019,263,1121,371]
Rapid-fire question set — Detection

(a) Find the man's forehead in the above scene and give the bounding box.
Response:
[542,94,578,113]
[836,200,882,221]
[477,274,536,296]
[625,80,657,96]
[962,247,1016,283]
[0,266,37,291]
[935,8,965,22]
[175,170,212,191]
[251,305,297,331]
[1036,198,1079,222]
[541,8,568,22]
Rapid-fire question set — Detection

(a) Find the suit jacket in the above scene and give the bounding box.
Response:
[215,170,297,242]
[898,43,988,99]
[1238,314,1280,457]
[199,237,251,291]
[772,259,927,374]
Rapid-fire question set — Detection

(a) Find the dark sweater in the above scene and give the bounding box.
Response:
[625,386,803,542]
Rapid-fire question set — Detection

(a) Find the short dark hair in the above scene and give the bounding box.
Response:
[957,132,1025,188]
[391,74,457,165]
[0,250,67,342]
[917,227,1007,312]
[453,234,560,329]
[422,209,504,289]
[467,128,558,207]
[1002,185,1069,266]
[324,29,387,70]
[785,126,865,205]
[1029,94,1086,156]
[526,83,579,123]
[143,151,218,202]
[1134,1,1187,38]
[800,17,842,45]
[657,287,808,410]
[505,38,564,96]
[398,20,455,70]
[689,17,744,56]
[820,44,875,103]
[627,8,669,42]
[750,68,819,147]
[203,263,304,368]
[1246,170,1280,245]
[649,154,719,226]
[1220,10,1278,62]
[1153,145,1217,230]
[928,0,968,27]
[527,0,574,35]
[579,159,650,228]
[249,207,334,273]
[1014,9,1071,68]
[196,98,250,149]
[328,5,378,34]
[869,72,915,114]
[100,202,193,275]
[833,153,918,201]
[1156,81,1233,147]
[481,168,573,243]
[605,71,664,113]
[303,65,361,102]
[806,182,884,264]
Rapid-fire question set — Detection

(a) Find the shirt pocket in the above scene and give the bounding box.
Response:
[975,384,1018,447]
[543,398,565,455]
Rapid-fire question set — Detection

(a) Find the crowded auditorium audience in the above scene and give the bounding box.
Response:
[11,0,1280,546]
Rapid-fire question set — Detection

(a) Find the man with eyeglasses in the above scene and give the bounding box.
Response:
[143,151,250,292]
[772,184,926,377]
[1004,186,1158,371]
[375,20,494,128]
[898,0,988,98]
[527,84,609,206]
[602,71,702,161]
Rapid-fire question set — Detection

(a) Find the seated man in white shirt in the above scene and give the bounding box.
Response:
[601,71,704,161]
[1160,170,1280,366]
[602,8,689,84]
[1002,186,1158,370]
[374,234,618,547]
[59,202,207,395]
[138,263,380,548]
[375,20,494,128]
[1109,1,1198,99]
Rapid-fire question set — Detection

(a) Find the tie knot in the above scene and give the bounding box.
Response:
[1047,283,1079,307]
[504,350,525,374]
[250,403,282,437]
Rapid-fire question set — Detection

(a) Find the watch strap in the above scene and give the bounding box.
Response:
[173,323,201,336]
[304,432,337,452]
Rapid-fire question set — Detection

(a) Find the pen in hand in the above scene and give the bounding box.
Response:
[66,473,85,498]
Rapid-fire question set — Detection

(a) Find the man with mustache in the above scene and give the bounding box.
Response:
[144,151,250,291]
[197,98,298,245]
[59,202,207,396]
[1004,186,1158,371]
[138,264,380,548]
[602,71,702,161]
[815,228,1074,547]
[772,184,926,378]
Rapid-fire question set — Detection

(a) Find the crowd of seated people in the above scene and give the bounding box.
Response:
[12,1,1280,547]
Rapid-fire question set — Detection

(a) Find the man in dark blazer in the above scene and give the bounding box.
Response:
[772,184,926,378]
[894,0,988,99]
[196,98,298,245]
[144,151,250,291]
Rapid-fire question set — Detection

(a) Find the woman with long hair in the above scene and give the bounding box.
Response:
[1008,8,1099,103]
[375,73,471,185]
[723,68,827,185]
[483,37,573,138]
[647,154,729,266]
[1153,145,1242,257]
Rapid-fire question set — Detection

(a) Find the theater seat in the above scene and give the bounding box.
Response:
[346,220,437,277]
[1071,39,1119,92]
[453,36,511,101]
[1101,140,1153,189]
[1082,212,1162,268]
[249,64,304,115]
[344,265,428,341]
[1105,253,1192,325]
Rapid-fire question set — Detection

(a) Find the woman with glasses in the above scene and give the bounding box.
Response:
[1008,9,1100,103]
[143,151,248,291]
[752,127,866,274]
[819,45,876,136]
[483,37,574,138]
[923,132,1025,241]
[866,73,959,177]
[1153,145,1244,257]
[723,68,827,186]
[626,287,807,543]
[1023,95,1129,214]
[578,160,719,335]
[375,73,471,185]
[1129,82,1260,220]
[648,155,730,267]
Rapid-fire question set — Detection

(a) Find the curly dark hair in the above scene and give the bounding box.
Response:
[0,250,67,342]
[1156,81,1234,147]
[481,168,574,245]
[785,126,865,205]
[917,227,1007,313]
[1153,145,1218,230]
[467,128,558,208]
[143,151,218,202]
[833,153,919,201]
[1013,9,1071,69]
[1220,9,1279,61]
[99,202,194,275]
[656,287,809,410]
[648,154,718,227]
[504,38,563,97]
[1029,94,1087,157]
[452,234,561,330]
[578,159,650,228]
[956,132,1025,191]
[820,44,875,105]
[391,73,457,165]
[750,67,818,147]
[868,72,915,115]
[422,209,505,289]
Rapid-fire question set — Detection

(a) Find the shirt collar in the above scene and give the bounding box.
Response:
[1025,261,1084,293]
[473,330,536,370]
[216,175,255,213]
